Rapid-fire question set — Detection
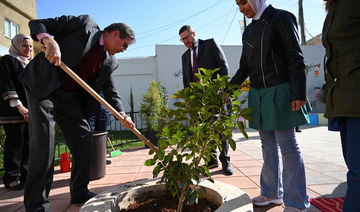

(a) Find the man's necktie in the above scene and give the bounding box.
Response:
[192,46,199,82]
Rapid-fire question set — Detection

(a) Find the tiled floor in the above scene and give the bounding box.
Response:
[0,126,346,211]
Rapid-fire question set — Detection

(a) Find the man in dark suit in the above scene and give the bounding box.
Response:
[179,25,233,175]
[18,15,135,212]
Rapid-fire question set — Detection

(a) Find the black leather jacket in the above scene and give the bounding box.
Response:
[230,5,306,101]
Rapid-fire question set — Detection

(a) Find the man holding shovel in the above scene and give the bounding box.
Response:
[18,15,135,212]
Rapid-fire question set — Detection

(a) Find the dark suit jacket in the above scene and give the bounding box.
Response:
[18,15,124,114]
[181,38,229,88]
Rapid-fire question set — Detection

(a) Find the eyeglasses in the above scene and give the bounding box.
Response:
[180,33,192,42]
[123,42,128,50]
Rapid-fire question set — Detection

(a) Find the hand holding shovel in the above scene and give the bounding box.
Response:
[41,46,158,153]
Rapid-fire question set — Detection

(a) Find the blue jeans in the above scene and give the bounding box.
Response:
[87,104,109,132]
[339,117,360,212]
[258,120,310,209]
[87,92,109,132]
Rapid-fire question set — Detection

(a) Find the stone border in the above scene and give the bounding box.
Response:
[80,179,253,212]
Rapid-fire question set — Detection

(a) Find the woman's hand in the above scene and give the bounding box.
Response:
[17,104,29,121]
[291,100,307,111]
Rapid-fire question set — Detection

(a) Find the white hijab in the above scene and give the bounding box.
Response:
[9,33,33,67]
[247,0,268,20]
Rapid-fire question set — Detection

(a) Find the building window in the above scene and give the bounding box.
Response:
[4,19,19,39]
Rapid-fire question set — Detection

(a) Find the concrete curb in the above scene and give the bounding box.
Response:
[80,179,253,212]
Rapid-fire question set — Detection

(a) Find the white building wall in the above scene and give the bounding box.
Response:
[0,45,9,56]
[113,56,157,112]
[115,44,326,114]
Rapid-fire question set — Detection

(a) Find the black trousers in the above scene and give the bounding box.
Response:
[210,138,230,166]
[209,108,231,166]
[24,88,93,212]
[3,123,29,185]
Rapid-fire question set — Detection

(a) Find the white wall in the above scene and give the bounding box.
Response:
[0,45,9,56]
[301,45,326,113]
[113,56,157,112]
[115,44,326,113]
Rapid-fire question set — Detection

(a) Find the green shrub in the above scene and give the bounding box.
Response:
[145,68,251,211]
[138,80,168,131]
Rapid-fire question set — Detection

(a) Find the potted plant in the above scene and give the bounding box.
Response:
[138,80,169,147]
[144,68,251,211]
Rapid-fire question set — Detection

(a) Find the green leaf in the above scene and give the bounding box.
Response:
[158,150,165,160]
[233,90,241,96]
[240,108,252,120]
[233,100,240,106]
[229,138,236,151]
[148,149,154,155]
[187,190,199,205]
[185,154,192,161]
[153,166,160,178]
[236,121,249,139]
[173,101,186,108]
[144,158,156,166]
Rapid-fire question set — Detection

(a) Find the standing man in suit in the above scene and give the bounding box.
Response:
[18,15,135,212]
[179,25,233,175]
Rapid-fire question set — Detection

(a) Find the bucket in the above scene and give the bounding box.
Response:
[90,131,108,180]
[143,130,159,149]
[60,152,71,173]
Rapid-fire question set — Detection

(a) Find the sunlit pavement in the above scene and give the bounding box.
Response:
[0,126,345,212]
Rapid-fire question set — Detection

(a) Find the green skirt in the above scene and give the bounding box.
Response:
[248,82,311,131]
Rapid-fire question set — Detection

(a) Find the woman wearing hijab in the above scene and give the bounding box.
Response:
[0,33,33,190]
[230,0,311,211]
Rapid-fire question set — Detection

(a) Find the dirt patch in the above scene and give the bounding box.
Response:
[120,191,219,212]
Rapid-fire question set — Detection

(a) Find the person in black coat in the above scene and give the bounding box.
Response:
[179,25,233,175]
[0,33,32,190]
[18,15,135,211]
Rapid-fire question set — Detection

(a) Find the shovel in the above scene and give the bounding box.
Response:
[41,48,158,153]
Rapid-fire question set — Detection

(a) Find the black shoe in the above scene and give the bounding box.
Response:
[222,165,234,175]
[106,159,112,165]
[4,180,24,190]
[71,191,96,204]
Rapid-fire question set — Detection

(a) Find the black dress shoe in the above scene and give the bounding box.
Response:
[71,191,96,204]
[222,165,234,175]
[4,180,24,190]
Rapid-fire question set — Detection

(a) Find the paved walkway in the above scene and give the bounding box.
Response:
[0,126,347,212]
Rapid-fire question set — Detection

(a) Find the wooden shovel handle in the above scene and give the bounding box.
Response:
[41,47,158,152]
